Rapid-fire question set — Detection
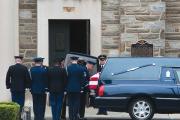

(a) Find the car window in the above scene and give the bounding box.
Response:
[104,65,160,80]
[100,58,161,81]
[64,53,98,76]
[161,67,175,81]
[174,69,180,83]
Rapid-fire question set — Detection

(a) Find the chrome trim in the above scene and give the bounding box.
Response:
[155,97,180,100]
[96,96,128,100]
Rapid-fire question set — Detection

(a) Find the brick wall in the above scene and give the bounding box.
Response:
[19,0,37,67]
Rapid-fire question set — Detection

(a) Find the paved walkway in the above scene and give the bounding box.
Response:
[42,107,180,120]
[25,92,180,120]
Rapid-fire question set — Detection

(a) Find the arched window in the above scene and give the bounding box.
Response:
[131,40,153,57]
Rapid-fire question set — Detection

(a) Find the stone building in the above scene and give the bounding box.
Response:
[0,0,180,101]
[18,0,180,67]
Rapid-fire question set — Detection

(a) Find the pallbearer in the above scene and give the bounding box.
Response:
[59,57,67,120]
[97,55,107,72]
[30,57,48,120]
[48,58,67,120]
[6,56,31,112]
[97,54,108,115]
[66,56,85,120]
[78,59,96,120]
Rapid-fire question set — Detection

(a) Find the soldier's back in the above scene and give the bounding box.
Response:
[8,64,29,92]
[67,64,84,93]
[48,66,67,93]
[30,66,48,94]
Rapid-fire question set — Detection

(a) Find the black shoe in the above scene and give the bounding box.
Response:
[103,112,108,115]
[96,112,108,115]
[79,117,87,120]
[96,112,102,115]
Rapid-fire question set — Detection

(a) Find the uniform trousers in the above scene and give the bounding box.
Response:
[68,92,80,120]
[79,91,87,118]
[61,94,67,119]
[32,93,46,120]
[50,92,64,120]
[11,91,25,112]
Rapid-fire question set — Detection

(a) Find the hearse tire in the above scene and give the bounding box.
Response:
[128,98,154,120]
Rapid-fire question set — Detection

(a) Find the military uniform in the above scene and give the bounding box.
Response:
[66,57,85,120]
[61,94,67,120]
[97,55,108,115]
[30,57,48,120]
[79,66,89,119]
[6,56,31,112]
[79,60,96,120]
[48,64,67,120]
[97,64,104,73]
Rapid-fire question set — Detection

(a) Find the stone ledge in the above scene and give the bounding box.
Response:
[19,3,37,9]
[139,33,160,39]
[126,28,150,33]
[20,43,37,49]
[165,49,180,53]
[141,0,161,2]
[136,15,160,21]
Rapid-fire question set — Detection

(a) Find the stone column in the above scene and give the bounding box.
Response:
[102,0,121,56]
[0,0,19,101]
[164,0,180,57]
[19,0,37,67]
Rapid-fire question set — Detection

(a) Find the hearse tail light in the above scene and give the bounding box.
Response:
[98,85,104,97]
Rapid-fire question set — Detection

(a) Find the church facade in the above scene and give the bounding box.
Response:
[18,0,180,66]
[0,0,180,101]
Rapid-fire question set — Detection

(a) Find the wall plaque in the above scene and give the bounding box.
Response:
[63,7,75,12]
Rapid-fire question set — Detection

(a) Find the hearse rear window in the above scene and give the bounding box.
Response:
[100,58,161,81]
[174,70,180,82]
[64,53,98,76]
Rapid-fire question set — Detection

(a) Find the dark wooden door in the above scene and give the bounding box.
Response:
[86,20,90,54]
[131,40,153,57]
[49,21,70,65]
[49,20,90,65]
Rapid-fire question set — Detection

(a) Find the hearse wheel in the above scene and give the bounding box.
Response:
[128,98,154,120]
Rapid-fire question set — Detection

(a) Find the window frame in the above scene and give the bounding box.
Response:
[100,63,161,81]
[173,69,180,85]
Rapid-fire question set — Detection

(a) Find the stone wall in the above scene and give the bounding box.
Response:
[120,0,165,57]
[101,0,121,56]
[18,0,180,60]
[163,0,180,57]
[102,0,166,57]
[19,0,37,67]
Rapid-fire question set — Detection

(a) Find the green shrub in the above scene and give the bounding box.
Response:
[0,102,20,120]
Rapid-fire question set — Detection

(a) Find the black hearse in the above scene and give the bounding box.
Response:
[65,53,180,120]
[95,57,180,120]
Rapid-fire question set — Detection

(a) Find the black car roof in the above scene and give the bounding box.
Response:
[68,52,97,59]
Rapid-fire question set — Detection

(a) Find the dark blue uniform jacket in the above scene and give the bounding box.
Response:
[66,64,85,93]
[30,66,48,94]
[81,66,90,90]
